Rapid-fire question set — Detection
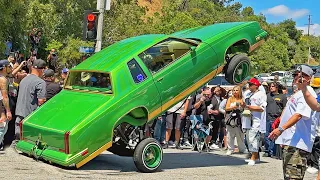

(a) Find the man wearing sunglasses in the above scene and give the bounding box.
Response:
[269,65,316,180]
[242,78,267,165]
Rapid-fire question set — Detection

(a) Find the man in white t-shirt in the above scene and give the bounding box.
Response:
[242,78,267,166]
[269,65,316,180]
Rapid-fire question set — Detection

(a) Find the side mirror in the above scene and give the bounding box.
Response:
[190,46,196,52]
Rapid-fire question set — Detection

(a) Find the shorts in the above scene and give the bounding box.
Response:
[282,146,308,180]
[245,129,260,153]
[308,136,320,169]
[166,113,182,130]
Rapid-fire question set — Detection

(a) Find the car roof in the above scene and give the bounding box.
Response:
[271,71,286,73]
[171,21,257,42]
[73,34,167,72]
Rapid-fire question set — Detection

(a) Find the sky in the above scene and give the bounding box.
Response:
[237,0,320,36]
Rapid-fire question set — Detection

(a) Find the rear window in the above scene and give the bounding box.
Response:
[271,72,284,76]
[64,71,112,94]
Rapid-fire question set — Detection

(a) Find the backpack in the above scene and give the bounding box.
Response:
[225,109,242,128]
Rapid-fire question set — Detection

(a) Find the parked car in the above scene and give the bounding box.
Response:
[16,21,267,172]
[281,76,294,87]
[206,74,234,91]
[265,71,290,82]
[256,73,270,82]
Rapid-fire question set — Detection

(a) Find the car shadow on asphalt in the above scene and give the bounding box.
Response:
[79,151,267,172]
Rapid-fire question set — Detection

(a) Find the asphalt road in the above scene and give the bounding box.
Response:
[0,147,317,180]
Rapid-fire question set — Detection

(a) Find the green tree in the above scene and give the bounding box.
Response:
[250,39,290,73]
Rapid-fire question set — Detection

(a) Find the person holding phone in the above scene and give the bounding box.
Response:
[269,65,316,180]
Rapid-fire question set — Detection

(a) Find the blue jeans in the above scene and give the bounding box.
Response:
[154,115,166,143]
[0,120,8,144]
[264,120,276,156]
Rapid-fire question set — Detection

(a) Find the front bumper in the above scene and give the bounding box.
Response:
[16,140,84,167]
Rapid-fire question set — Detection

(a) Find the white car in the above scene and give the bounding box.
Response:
[256,73,270,82]
[206,74,234,91]
[266,71,290,82]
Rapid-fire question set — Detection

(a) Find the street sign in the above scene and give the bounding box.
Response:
[79,47,95,53]
[97,0,111,10]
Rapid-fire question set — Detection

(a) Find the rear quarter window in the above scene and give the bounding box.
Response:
[127,59,147,83]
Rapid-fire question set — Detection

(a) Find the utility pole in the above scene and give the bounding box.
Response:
[305,15,313,65]
[95,0,105,52]
[95,0,111,52]
[305,15,314,36]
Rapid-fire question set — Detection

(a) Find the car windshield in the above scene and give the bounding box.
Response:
[207,76,232,86]
[271,72,284,76]
[64,71,112,94]
[259,74,269,77]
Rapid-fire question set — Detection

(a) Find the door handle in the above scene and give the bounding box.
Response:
[157,77,164,82]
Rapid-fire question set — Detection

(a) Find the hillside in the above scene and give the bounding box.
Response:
[137,0,163,17]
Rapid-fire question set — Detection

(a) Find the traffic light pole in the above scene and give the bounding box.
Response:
[95,0,105,52]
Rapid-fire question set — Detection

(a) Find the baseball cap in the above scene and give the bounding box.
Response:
[293,65,314,77]
[43,69,55,77]
[0,60,10,69]
[248,78,261,87]
[62,68,69,74]
[32,59,46,69]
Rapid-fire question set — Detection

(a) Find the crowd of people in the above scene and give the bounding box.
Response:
[147,65,320,180]
[0,48,69,151]
[1,41,320,180]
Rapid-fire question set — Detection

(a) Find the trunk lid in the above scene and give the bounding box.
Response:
[22,90,112,149]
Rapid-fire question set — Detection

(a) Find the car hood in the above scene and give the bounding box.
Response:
[23,90,112,131]
[171,21,253,41]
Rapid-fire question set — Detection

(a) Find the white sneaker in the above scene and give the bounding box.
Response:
[170,143,176,148]
[182,141,193,149]
[245,159,260,163]
[226,150,233,155]
[209,144,219,150]
[247,160,256,166]
[307,167,318,174]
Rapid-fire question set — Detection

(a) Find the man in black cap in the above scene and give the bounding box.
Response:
[43,69,61,101]
[14,59,47,141]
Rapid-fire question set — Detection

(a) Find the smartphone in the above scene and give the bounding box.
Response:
[299,65,303,83]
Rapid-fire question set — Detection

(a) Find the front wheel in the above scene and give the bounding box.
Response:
[133,138,163,173]
[225,54,251,85]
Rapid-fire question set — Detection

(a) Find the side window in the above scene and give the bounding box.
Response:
[138,38,196,74]
[127,59,147,83]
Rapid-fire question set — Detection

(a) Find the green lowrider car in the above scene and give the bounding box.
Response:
[16,21,267,172]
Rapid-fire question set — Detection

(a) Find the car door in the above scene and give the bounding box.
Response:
[138,37,218,111]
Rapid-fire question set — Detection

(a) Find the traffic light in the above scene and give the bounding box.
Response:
[83,10,98,41]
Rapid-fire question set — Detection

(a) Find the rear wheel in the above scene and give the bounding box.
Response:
[225,54,250,85]
[133,138,162,173]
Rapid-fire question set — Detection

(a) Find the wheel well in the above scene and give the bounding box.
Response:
[225,40,250,60]
[128,107,148,119]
